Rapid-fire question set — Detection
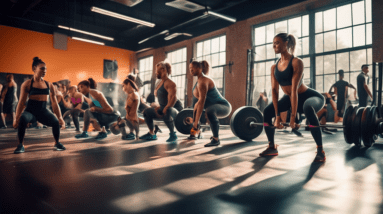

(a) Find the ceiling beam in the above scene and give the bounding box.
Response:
[21,0,43,17]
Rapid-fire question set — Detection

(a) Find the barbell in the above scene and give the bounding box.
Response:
[175,106,347,142]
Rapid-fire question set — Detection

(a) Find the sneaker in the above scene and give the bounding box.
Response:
[106,129,111,135]
[14,144,25,154]
[54,142,66,151]
[122,132,135,140]
[204,137,220,147]
[95,132,108,140]
[139,132,157,140]
[166,132,177,142]
[314,150,326,162]
[75,132,89,139]
[259,145,278,156]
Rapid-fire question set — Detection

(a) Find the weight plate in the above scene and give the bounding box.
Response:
[367,106,379,147]
[230,106,263,141]
[174,108,206,135]
[175,109,194,134]
[352,107,365,146]
[110,121,121,135]
[343,105,356,144]
[361,107,373,147]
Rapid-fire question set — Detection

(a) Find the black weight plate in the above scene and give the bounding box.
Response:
[230,106,263,141]
[352,107,365,146]
[174,109,194,134]
[367,106,379,147]
[361,107,373,147]
[343,106,356,144]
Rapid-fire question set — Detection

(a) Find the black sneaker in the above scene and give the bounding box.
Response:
[54,142,66,151]
[204,137,220,147]
[14,144,25,154]
[154,125,162,134]
[259,145,278,157]
[314,150,326,162]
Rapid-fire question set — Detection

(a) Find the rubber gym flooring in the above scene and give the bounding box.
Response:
[0,123,383,214]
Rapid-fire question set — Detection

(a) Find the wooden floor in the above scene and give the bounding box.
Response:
[1,123,383,214]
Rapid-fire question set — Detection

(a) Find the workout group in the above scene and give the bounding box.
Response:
[0,33,372,163]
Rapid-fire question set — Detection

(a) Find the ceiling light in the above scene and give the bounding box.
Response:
[72,37,105,45]
[164,33,192,40]
[91,6,155,28]
[58,25,114,41]
[138,30,169,44]
[208,11,236,23]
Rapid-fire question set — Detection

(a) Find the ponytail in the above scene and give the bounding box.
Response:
[88,78,97,89]
[275,33,296,55]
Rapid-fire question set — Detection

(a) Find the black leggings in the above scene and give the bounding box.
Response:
[201,104,232,138]
[63,109,82,130]
[83,109,120,131]
[19,100,60,144]
[264,88,325,146]
[337,97,346,117]
[143,107,179,133]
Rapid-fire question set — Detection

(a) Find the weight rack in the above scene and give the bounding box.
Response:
[371,62,383,117]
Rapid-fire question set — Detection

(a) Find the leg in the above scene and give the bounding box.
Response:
[70,109,82,131]
[17,111,35,145]
[143,108,158,134]
[36,109,61,144]
[124,118,139,140]
[204,104,232,147]
[317,108,327,125]
[164,107,179,142]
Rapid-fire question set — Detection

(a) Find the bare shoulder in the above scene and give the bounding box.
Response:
[165,79,176,88]
[21,79,32,90]
[132,92,140,100]
[292,57,303,67]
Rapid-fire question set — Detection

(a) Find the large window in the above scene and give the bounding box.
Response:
[196,35,226,95]
[167,47,187,105]
[138,56,153,99]
[253,15,310,103]
[315,0,372,99]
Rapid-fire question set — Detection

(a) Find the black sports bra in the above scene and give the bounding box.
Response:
[274,56,303,87]
[29,78,50,95]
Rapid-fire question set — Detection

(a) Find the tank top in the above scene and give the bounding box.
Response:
[192,82,229,109]
[90,93,102,108]
[29,78,50,95]
[274,56,303,87]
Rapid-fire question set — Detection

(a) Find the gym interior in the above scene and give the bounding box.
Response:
[1,0,383,213]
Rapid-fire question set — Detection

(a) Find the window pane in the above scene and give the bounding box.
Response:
[219,52,225,65]
[324,54,336,74]
[149,57,153,69]
[212,37,219,53]
[203,40,211,55]
[172,51,177,63]
[288,17,301,38]
[352,1,365,25]
[255,62,266,76]
[323,8,336,31]
[296,38,302,56]
[350,49,366,71]
[255,26,266,45]
[254,76,265,96]
[316,56,324,75]
[324,75,335,92]
[275,20,287,34]
[197,42,203,57]
[265,61,274,75]
[367,48,372,65]
[302,57,310,79]
[324,31,336,52]
[350,72,359,95]
[255,45,266,61]
[182,62,186,75]
[266,24,275,43]
[302,15,309,36]
[205,55,211,66]
[366,0,371,23]
[182,48,187,61]
[197,57,202,62]
[302,37,309,55]
[366,23,372,45]
[316,76,323,92]
[266,44,274,59]
[337,5,352,29]
[176,50,182,63]
[353,25,365,47]
[315,34,323,53]
[146,58,150,71]
[212,53,219,67]
[315,12,323,33]
[220,36,226,52]
[336,52,349,72]
[337,27,352,49]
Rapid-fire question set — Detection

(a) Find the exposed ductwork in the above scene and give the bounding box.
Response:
[165,0,205,13]
[110,0,144,7]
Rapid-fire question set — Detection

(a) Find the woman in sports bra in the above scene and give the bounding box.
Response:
[260,33,326,162]
[13,57,66,154]
[189,60,232,147]
[75,78,120,140]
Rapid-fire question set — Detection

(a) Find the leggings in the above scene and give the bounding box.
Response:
[83,109,120,131]
[202,103,232,138]
[19,100,60,144]
[263,88,325,146]
[63,108,82,130]
[143,107,179,133]
[337,97,346,117]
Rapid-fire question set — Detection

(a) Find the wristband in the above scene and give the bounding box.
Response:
[276,113,280,117]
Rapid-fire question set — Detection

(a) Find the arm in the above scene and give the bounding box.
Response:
[270,65,280,118]
[1,85,8,103]
[62,95,73,109]
[74,92,84,110]
[127,94,139,119]
[363,80,373,99]
[290,58,304,126]
[49,83,63,121]
[92,92,113,114]
[14,81,30,127]
[164,81,177,109]
[324,93,337,111]
[193,80,208,129]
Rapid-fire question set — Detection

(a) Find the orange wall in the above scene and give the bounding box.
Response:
[0,25,136,86]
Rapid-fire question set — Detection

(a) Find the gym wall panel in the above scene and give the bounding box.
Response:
[0,25,136,86]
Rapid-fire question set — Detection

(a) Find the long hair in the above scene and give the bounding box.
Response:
[78,78,97,89]
[275,33,296,55]
[123,75,139,92]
